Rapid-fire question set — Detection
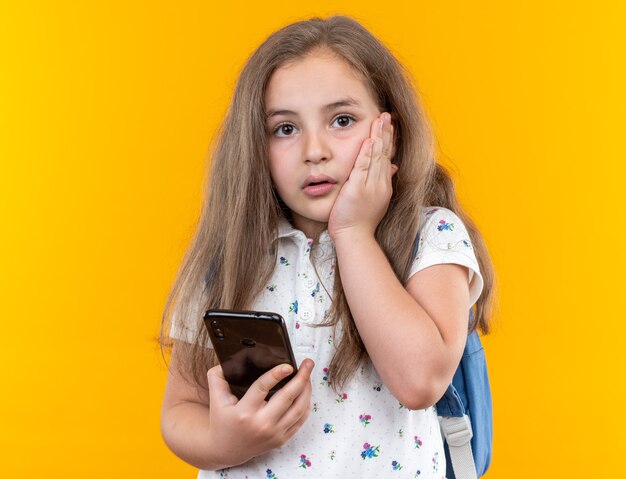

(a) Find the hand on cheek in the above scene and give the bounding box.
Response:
[328,112,397,240]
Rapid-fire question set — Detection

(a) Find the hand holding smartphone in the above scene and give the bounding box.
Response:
[203,309,298,400]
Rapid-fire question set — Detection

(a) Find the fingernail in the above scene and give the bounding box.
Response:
[383,112,391,122]
[282,364,293,374]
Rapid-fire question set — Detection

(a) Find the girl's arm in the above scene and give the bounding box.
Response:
[329,113,469,410]
[333,233,469,410]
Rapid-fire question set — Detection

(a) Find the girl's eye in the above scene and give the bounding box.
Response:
[273,123,297,138]
[332,114,356,129]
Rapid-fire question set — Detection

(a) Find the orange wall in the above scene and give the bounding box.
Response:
[1,1,624,477]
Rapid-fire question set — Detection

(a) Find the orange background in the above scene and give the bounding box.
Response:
[1,1,625,477]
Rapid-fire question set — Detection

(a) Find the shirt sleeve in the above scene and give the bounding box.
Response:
[408,206,484,309]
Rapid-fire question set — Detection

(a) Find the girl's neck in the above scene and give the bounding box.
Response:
[291,215,327,243]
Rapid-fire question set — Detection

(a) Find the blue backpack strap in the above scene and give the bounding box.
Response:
[437,319,493,478]
[458,326,493,477]
[413,229,492,477]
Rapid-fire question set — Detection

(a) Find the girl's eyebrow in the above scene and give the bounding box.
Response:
[265,97,362,119]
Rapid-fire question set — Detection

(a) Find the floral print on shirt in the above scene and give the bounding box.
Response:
[289,300,298,314]
[437,219,454,231]
[361,442,380,460]
[359,414,372,426]
[299,455,312,469]
[320,367,331,386]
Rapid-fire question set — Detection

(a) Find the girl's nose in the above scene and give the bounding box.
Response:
[303,129,331,164]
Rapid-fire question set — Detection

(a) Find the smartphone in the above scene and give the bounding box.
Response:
[203,309,298,400]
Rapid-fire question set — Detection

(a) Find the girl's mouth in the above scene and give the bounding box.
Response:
[303,182,335,197]
[302,175,337,197]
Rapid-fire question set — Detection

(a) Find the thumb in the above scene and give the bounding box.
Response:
[238,363,295,409]
[207,364,237,406]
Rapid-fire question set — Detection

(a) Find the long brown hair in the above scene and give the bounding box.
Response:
[159,15,498,392]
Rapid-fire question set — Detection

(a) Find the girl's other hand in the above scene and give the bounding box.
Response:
[328,112,397,241]
[205,358,314,468]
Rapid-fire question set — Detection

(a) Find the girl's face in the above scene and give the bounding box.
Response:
[265,51,384,238]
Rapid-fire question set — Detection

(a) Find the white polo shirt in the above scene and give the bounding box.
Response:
[170,206,484,479]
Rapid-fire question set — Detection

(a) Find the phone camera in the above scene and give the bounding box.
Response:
[211,321,225,340]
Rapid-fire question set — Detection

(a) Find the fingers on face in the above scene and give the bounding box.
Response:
[382,114,396,180]
[382,115,394,159]
[370,113,392,151]
[347,113,397,184]
[372,112,393,162]
[353,138,374,175]
[372,113,394,180]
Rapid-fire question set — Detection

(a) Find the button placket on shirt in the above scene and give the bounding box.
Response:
[294,238,317,352]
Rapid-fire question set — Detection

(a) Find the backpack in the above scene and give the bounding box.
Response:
[412,232,493,478]
[435,316,493,479]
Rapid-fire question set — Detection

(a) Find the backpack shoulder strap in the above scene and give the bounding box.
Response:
[436,362,477,479]
[436,328,493,479]
[439,414,477,479]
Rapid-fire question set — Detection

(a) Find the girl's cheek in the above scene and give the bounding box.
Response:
[344,135,369,161]
[333,140,366,180]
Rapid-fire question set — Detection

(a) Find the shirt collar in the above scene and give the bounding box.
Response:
[277,217,301,239]
[276,217,333,245]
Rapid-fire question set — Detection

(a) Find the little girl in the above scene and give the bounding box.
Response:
[160,15,495,479]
